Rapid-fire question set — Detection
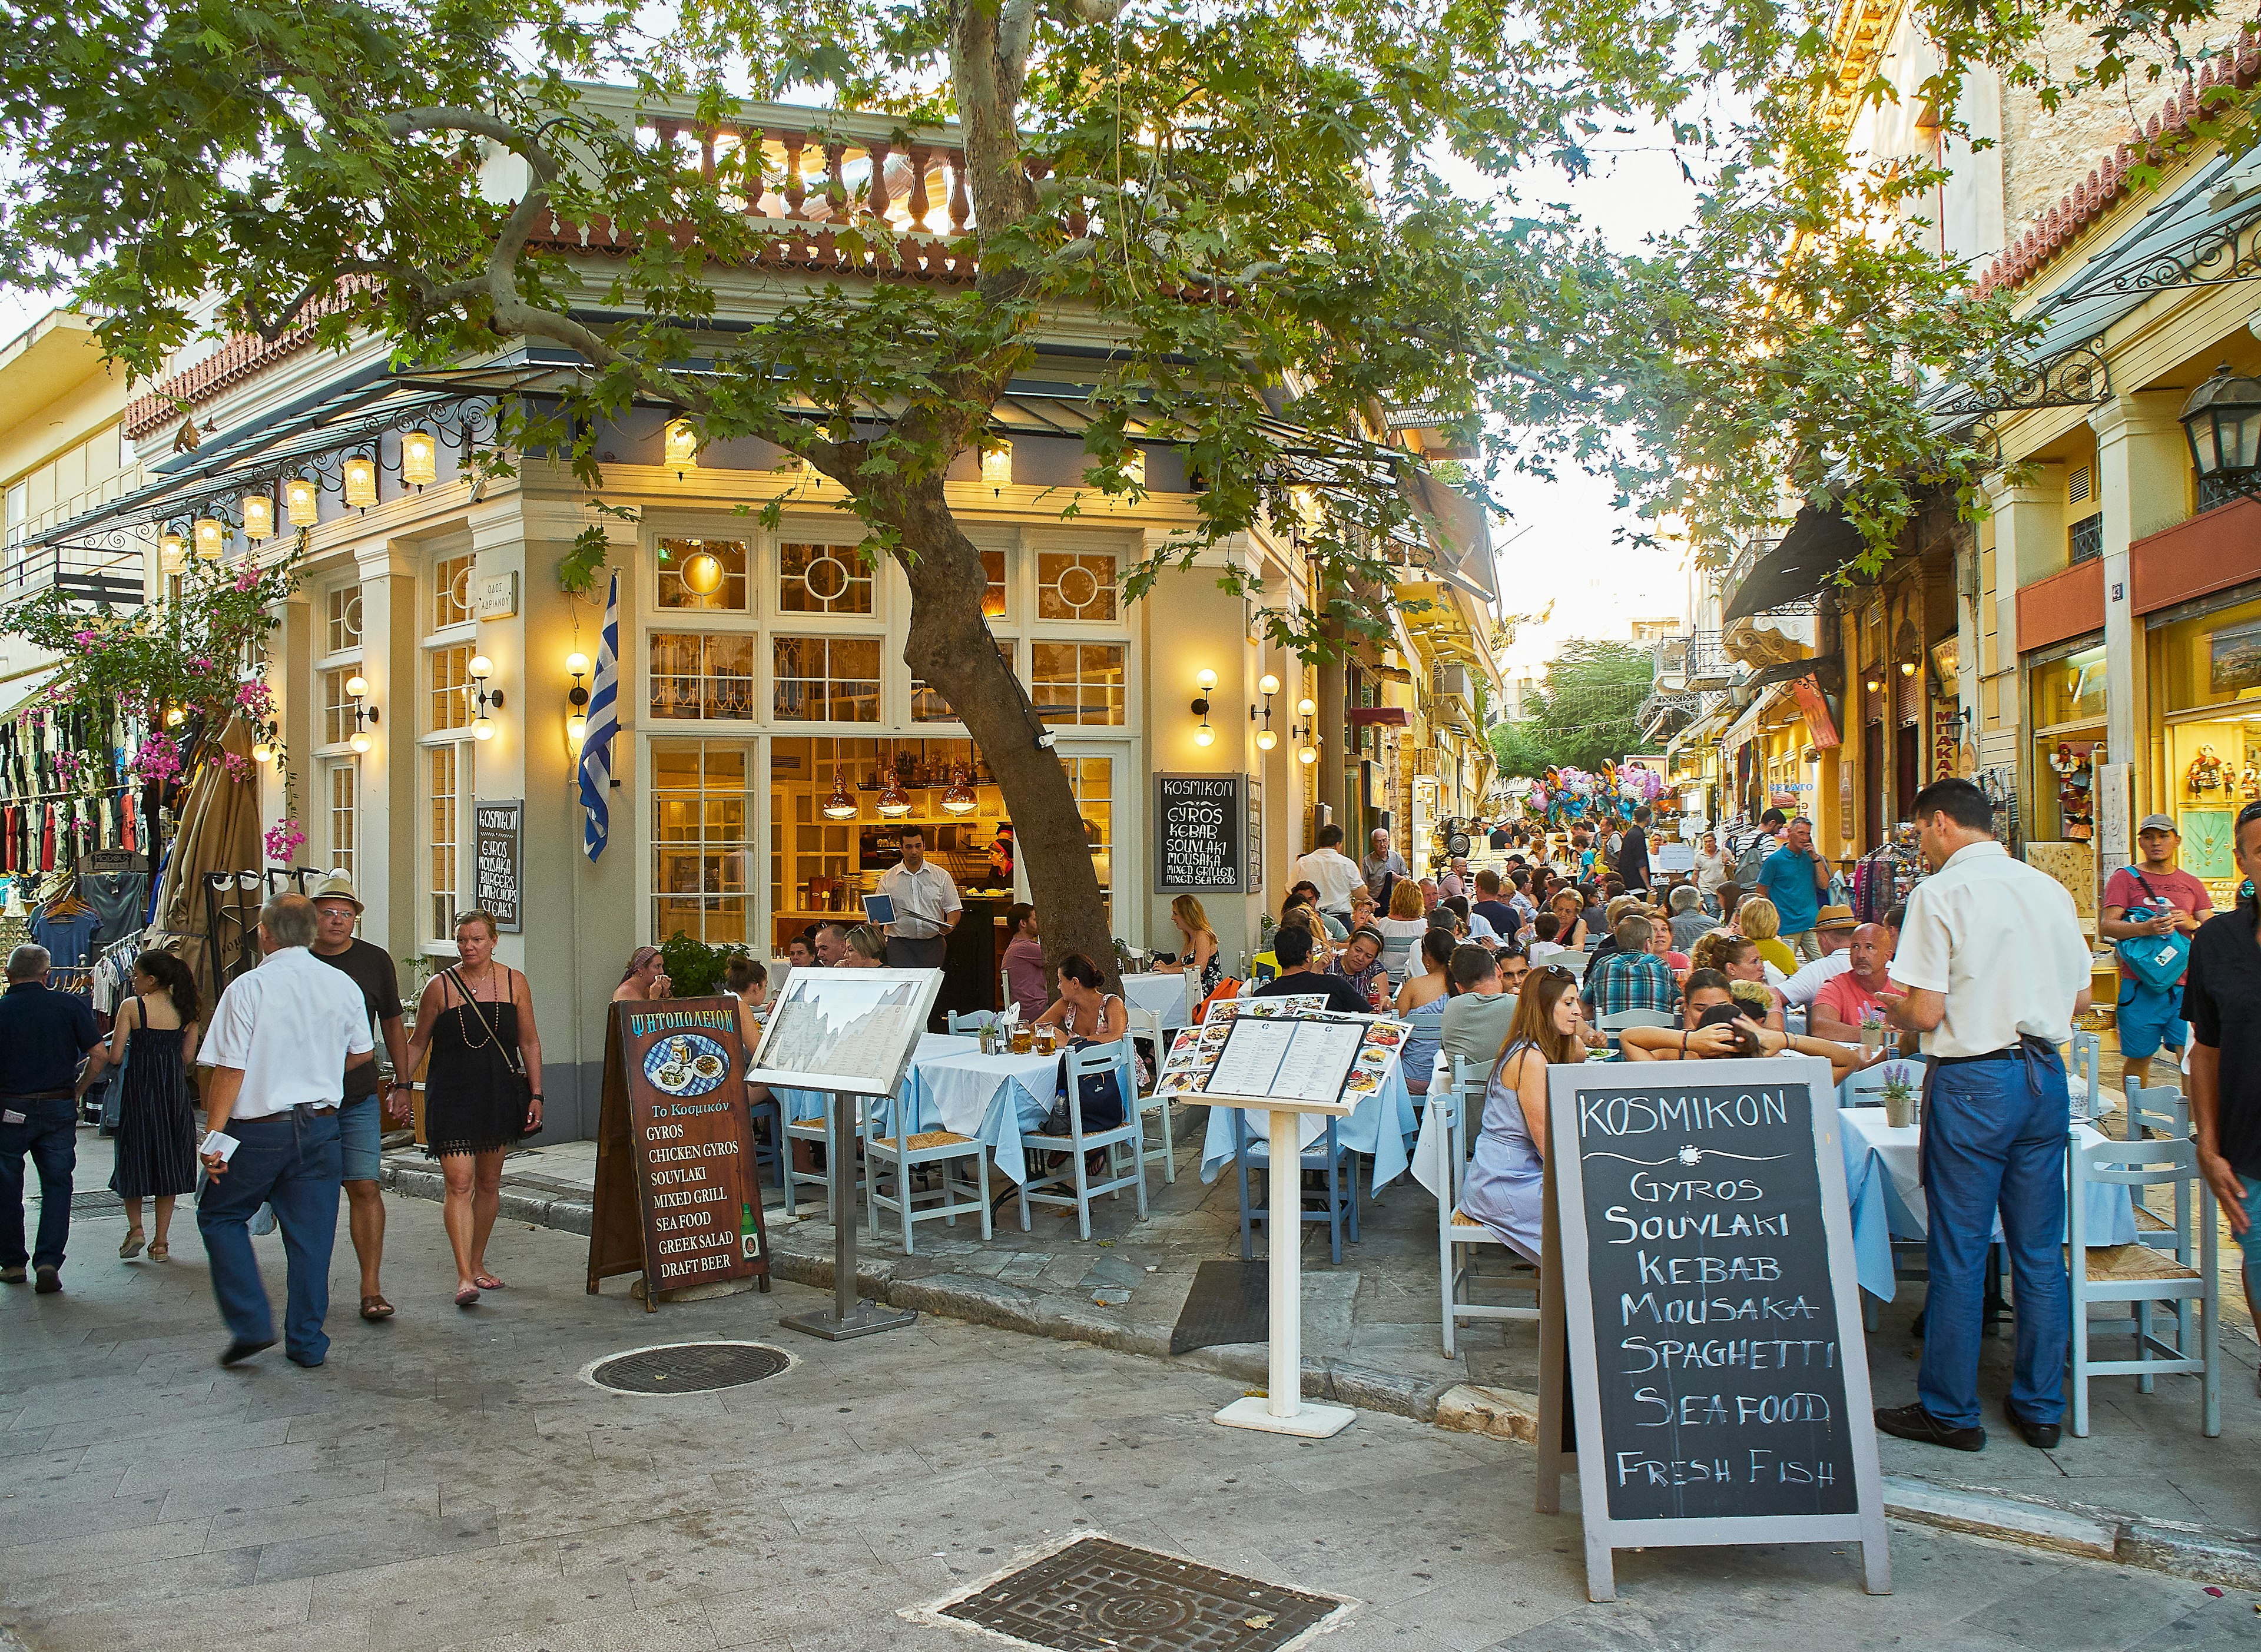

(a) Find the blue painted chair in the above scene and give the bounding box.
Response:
[1231,1107,1358,1266]
[747,1090,790,1216]
[1016,1040,1146,1240]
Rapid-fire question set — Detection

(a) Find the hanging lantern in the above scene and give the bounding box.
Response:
[242,492,275,541]
[343,455,377,509]
[821,768,858,819]
[877,772,912,817]
[286,476,320,527]
[665,419,699,476]
[981,441,1013,492]
[193,517,226,559]
[682,546,724,595]
[402,429,438,487]
[159,530,185,572]
[941,765,978,814]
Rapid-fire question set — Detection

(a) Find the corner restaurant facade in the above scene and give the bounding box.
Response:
[38,106,1497,1142]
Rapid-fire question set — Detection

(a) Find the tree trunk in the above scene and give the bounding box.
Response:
[887,476,1120,995]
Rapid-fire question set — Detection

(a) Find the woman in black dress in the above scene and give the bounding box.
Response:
[79,950,200,1261]
[393,911,544,1307]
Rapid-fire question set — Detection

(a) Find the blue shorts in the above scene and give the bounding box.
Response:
[338,1094,383,1182]
[2115,976,2187,1062]
[2241,1177,2261,1269]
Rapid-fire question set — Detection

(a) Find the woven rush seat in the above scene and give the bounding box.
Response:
[2133,1206,2172,1233]
[2073,1242,2201,1284]
[874,1130,973,1151]
[1451,1209,1487,1229]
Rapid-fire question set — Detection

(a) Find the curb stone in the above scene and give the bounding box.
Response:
[376,1166,2261,1590]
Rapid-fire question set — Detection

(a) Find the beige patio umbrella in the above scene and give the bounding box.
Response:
[152,709,263,998]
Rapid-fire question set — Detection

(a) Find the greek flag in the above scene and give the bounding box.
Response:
[578,570,620,861]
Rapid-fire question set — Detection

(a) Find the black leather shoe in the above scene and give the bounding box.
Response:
[32,1266,60,1294]
[1874,1401,1986,1452]
[220,1338,276,1368]
[2004,1402,2061,1449]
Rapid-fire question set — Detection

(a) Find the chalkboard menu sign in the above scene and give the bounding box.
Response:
[1154,773,1246,894]
[1537,1057,1888,1600]
[473,800,523,934]
[586,998,771,1309]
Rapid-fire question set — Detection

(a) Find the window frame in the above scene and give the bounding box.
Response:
[419,548,479,954]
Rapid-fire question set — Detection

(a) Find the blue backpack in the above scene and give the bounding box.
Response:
[2114,870,2192,993]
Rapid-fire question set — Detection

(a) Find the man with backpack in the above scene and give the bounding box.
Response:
[2101,814,2212,1092]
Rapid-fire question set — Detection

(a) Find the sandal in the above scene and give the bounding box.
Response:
[359,1294,395,1322]
[470,1272,507,1291]
[454,1285,481,1309]
[147,1241,169,1263]
[119,1229,145,1260]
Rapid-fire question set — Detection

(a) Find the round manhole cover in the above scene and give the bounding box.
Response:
[584,1341,791,1395]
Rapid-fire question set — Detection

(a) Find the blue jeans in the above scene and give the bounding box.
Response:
[197,1110,342,1364]
[1918,1044,2072,1428]
[0,1096,76,1270]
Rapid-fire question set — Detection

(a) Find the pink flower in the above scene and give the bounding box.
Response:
[188,656,214,674]
[234,680,274,718]
[233,565,261,592]
[221,751,251,782]
[128,733,183,785]
[264,817,307,864]
[72,629,99,645]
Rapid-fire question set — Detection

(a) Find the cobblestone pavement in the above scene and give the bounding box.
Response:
[4,1202,2260,1652]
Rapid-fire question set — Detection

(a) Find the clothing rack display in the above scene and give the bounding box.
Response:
[1852,828,1926,924]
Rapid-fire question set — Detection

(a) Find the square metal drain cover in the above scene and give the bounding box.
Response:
[923,1535,1348,1652]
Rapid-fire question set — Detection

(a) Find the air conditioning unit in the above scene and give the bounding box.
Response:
[1433,662,1470,700]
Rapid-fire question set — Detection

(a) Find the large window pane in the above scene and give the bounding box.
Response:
[1036,549,1119,621]
[656,537,750,612]
[649,631,755,719]
[429,744,460,940]
[1029,642,1125,725]
[429,643,473,731]
[773,635,881,721]
[431,554,474,632]
[650,738,755,946]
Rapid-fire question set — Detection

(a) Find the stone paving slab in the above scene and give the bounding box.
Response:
[5,1208,2259,1652]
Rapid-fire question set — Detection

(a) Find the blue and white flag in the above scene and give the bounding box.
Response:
[578,570,620,861]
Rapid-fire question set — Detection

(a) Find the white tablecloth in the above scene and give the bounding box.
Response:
[1121,971,1194,1031]
[1838,1109,2137,1301]
[771,1033,1067,1187]
[1197,1068,1418,1195]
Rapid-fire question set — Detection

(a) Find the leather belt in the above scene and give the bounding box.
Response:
[2,1089,75,1101]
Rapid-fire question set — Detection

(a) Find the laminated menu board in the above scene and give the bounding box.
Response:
[1536,1056,1888,1600]
[587,998,771,1310]
[1153,996,1408,1114]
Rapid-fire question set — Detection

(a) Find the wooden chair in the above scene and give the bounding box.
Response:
[1122,1005,1176,1184]
[1436,1055,1537,1355]
[1232,1107,1358,1265]
[866,1120,990,1255]
[2066,1133,2220,1439]
[1016,1039,1146,1240]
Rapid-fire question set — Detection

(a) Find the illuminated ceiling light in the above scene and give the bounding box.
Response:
[241,492,274,542]
[285,476,319,527]
[877,771,913,817]
[981,440,1013,493]
[665,419,699,477]
[193,517,226,559]
[402,429,438,487]
[941,766,978,814]
[682,547,724,595]
[821,768,859,819]
[343,456,377,509]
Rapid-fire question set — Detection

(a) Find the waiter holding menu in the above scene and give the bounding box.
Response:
[877,827,961,971]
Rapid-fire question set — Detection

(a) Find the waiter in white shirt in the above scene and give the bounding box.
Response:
[197,895,376,1369]
[1290,822,1361,927]
[877,827,962,973]
[1877,779,2091,1455]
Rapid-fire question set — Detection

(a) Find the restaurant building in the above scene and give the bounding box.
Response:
[14,93,1501,1139]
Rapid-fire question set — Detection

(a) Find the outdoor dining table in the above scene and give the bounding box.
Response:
[770,1032,1070,1190]
[1197,1066,1418,1195]
[1837,1107,2138,1302]
[1120,970,1195,1031]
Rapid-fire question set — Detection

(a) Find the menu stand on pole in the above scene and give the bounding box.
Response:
[778,1089,917,1342]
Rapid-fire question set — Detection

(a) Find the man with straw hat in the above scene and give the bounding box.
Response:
[309,873,413,1322]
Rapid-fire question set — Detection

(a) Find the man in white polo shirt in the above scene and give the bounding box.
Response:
[877,827,961,972]
[1878,779,2091,1455]
[197,894,375,1369]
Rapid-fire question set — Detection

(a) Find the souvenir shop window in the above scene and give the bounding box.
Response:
[648,631,756,721]
[430,553,475,632]
[1028,642,1126,725]
[2155,592,2261,717]
[772,635,881,721]
[778,541,873,615]
[2031,644,2107,731]
[428,643,475,732]
[1036,549,1120,622]
[655,537,750,613]
[327,585,363,655]
[650,739,754,947]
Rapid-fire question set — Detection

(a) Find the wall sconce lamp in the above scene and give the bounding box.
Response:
[402,429,438,489]
[250,722,279,765]
[981,439,1013,494]
[1191,667,1218,747]
[565,651,591,747]
[286,476,320,528]
[1294,694,1320,765]
[344,672,379,754]
[665,419,699,479]
[468,653,503,741]
[343,454,378,510]
[1252,672,1279,750]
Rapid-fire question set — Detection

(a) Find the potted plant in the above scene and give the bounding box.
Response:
[1881,1063,1919,1130]
[1859,1007,1885,1056]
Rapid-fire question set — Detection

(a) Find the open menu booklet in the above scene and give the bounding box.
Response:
[1154,995,1411,1111]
